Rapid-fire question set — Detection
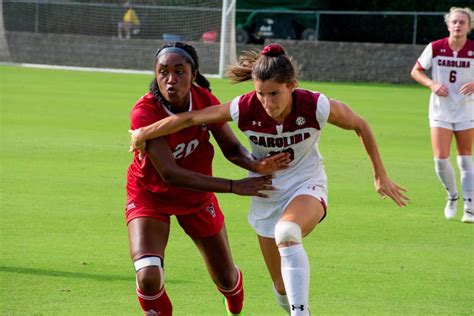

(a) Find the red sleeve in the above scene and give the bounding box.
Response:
[130,94,161,130]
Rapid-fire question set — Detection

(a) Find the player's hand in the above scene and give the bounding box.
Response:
[459,82,474,95]
[429,82,448,97]
[232,175,274,198]
[254,152,291,174]
[129,128,146,159]
[374,174,409,207]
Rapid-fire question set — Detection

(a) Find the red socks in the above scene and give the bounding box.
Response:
[137,287,172,316]
[136,269,243,315]
[218,268,244,314]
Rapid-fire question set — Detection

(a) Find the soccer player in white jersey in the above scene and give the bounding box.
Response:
[130,43,409,315]
[411,7,474,223]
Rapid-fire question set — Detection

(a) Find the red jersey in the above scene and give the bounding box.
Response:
[126,85,224,215]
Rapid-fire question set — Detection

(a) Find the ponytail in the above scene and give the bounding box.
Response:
[226,43,297,84]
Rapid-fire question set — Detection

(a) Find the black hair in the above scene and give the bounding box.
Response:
[149,42,211,108]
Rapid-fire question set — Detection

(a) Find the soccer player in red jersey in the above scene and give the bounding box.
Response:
[411,7,474,223]
[130,43,409,315]
[126,42,290,316]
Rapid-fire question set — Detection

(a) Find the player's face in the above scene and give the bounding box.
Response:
[447,12,471,39]
[253,79,296,123]
[155,53,195,109]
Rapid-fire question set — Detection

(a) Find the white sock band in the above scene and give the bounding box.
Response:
[434,158,458,198]
[134,256,163,272]
[457,155,473,209]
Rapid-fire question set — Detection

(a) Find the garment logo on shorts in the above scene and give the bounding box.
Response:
[252,120,262,126]
[207,203,216,217]
[126,202,136,211]
[201,123,208,131]
[296,116,306,126]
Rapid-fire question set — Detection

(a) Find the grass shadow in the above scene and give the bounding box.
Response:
[0,266,189,284]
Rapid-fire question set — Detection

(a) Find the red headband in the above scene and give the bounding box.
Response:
[261,44,285,57]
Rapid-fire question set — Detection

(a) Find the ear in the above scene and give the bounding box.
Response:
[192,70,197,82]
[287,80,298,91]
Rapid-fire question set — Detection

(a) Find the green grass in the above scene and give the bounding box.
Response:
[1,65,472,315]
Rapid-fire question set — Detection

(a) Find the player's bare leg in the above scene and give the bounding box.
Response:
[128,217,172,316]
[192,225,244,315]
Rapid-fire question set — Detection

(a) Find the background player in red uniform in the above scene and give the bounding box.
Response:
[126,42,290,316]
[129,44,409,315]
[411,7,474,223]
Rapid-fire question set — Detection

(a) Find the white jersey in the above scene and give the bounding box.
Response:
[229,89,330,206]
[417,38,474,123]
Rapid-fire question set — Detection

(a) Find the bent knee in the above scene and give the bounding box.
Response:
[136,267,164,293]
[134,256,165,293]
[214,267,239,290]
[274,221,302,247]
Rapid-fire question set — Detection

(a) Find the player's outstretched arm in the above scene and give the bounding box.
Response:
[327,99,409,207]
[129,102,232,153]
[147,138,274,197]
[212,123,291,174]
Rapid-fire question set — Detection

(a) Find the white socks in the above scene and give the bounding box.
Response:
[434,158,458,199]
[273,285,290,314]
[457,155,473,210]
[279,244,310,316]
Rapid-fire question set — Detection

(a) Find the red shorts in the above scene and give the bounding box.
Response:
[125,194,224,238]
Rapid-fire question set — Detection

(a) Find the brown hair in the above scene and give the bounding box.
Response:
[226,44,298,84]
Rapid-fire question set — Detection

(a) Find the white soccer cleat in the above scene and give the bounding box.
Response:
[461,209,474,223]
[444,197,458,220]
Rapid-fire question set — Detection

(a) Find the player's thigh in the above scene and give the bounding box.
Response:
[430,127,454,158]
[258,235,284,292]
[128,217,170,261]
[280,195,325,237]
[454,128,473,155]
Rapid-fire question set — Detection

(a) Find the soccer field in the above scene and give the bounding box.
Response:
[1,65,472,315]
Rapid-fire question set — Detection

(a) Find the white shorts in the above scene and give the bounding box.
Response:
[248,179,328,238]
[430,119,474,131]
